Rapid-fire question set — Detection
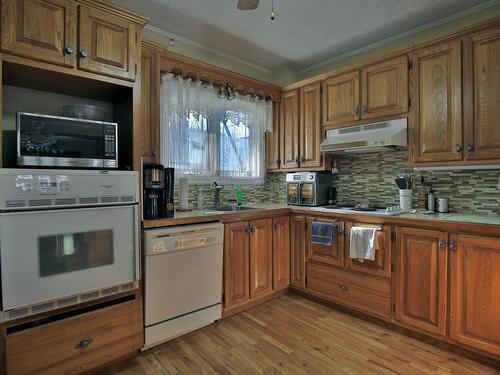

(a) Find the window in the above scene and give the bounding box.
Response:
[160,75,273,183]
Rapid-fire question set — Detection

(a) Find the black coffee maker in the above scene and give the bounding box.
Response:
[143,163,174,219]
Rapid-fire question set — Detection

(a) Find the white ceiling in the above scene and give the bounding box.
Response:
[112,0,497,72]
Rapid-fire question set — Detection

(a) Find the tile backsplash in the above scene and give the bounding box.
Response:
[334,151,500,215]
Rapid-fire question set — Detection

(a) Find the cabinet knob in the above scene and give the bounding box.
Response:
[299,156,305,164]
[273,223,280,229]
[151,148,157,157]
[455,144,463,153]
[79,48,89,62]
[344,229,350,236]
[77,338,93,349]
[354,107,359,115]
[449,240,457,252]
[466,144,474,153]
[438,239,446,250]
[361,105,368,113]
[65,43,75,59]
[250,226,256,233]
[338,284,349,292]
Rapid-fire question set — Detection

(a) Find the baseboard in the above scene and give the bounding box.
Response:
[221,289,288,319]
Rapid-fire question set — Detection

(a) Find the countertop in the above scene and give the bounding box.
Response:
[143,203,500,230]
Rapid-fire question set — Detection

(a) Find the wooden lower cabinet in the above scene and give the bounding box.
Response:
[306,217,344,267]
[290,215,307,289]
[450,234,500,356]
[249,218,273,299]
[224,221,250,309]
[273,216,290,291]
[5,298,143,375]
[395,227,448,336]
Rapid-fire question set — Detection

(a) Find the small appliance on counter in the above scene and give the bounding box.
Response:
[143,163,174,219]
[286,171,334,206]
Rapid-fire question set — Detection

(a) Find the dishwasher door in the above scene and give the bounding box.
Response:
[143,223,224,327]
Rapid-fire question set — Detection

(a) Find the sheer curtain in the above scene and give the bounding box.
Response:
[160,73,273,184]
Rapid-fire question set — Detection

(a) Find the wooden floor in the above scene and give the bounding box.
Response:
[97,295,499,375]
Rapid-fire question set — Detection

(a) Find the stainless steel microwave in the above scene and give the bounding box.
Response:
[17,112,118,169]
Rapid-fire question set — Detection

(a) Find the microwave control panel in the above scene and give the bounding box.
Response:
[15,175,69,193]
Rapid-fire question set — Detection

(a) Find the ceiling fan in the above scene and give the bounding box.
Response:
[237,0,260,10]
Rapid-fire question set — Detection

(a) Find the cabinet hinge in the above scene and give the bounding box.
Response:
[135,32,138,44]
[135,64,138,76]
[393,303,396,313]
[320,86,323,94]
[408,97,412,109]
[391,263,394,272]
[408,60,413,70]
[305,222,308,231]
[391,232,396,242]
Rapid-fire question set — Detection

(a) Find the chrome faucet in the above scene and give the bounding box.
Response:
[213,181,223,207]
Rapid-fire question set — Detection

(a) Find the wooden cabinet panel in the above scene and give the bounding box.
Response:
[395,227,448,336]
[361,56,408,119]
[412,41,463,163]
[79,5,138,80]
[290,215,306,289]
[1,0,77,67]
[307,217,344,268]
[6,298,143,375]
[322,71,360,128]
[273,216,290,291]
[345,222,392,279]
[280,89,300,169]
[306,262,392,319]
[140,45,159,162]
[266,101,281,170]
[465,27,500,162]
[450,234,500,356]
[224,221,250,309]
[299,83,322,168]
[249,218,273,299]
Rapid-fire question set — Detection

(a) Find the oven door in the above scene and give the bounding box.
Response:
[0,205,138,310]
[287,183,301,205]
[300,182,316,206]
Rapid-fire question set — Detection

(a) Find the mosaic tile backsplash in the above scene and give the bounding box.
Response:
[175,151,500,215]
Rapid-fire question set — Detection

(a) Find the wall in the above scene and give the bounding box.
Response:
[334,151,500,215]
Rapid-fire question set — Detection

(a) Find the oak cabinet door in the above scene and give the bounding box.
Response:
[1,0,77,67]
[412,41,463,163]
[224,221,250,309]
[249,218,273,299]
[290,215,306,289]
[395,227,448,336]
[450,234,500,356]
[322,71,360,128]
[78,5,138,80]
[299,83,322,168]
[280,90,300,169]
[307,217,344,268]
[272,216,290,291]
[361,56,408,120]
[266,101,281,170]
[464,27,500,162]
[345,222,392,279]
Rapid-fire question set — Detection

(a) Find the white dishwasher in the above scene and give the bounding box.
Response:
[143,222,224,350]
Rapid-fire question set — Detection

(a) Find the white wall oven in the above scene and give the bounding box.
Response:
[0,169,139,320]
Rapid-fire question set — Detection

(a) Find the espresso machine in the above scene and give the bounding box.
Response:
[143,163,174,219]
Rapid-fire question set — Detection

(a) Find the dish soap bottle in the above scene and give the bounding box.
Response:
[428,188,435,212]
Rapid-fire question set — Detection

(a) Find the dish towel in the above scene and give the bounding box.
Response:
[349,226,377,261]
[311,221,336,246]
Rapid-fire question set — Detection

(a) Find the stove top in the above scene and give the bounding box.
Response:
[314,204,407,216]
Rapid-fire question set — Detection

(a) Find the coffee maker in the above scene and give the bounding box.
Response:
[143,163,175,219]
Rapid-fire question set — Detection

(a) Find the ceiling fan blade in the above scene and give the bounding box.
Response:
[237,0,259,10]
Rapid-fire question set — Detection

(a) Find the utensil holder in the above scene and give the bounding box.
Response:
[399,189,412,210]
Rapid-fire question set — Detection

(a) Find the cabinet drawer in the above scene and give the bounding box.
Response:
[6,298,143,375]
[306,263,391,319]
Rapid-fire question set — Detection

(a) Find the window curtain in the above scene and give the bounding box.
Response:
[160,73,273,184]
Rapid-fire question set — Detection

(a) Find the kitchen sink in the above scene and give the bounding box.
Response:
[205,206,257,212]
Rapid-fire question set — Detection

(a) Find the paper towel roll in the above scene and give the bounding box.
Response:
[179,177,189,210]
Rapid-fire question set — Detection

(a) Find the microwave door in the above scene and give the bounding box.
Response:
[0,205,138,310]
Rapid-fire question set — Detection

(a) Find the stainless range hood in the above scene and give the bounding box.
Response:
[320,118,407,154]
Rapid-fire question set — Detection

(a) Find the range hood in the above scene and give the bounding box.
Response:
[320,118,407,154]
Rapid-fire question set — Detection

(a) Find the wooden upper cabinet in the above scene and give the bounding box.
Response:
[306,217,344,268]
[299,83,322,168]
[272,216,290,291]
[322,71,360,127]
[249,218,273,299]
[224,221,250,309]
[290,215,307,289]
[464,26,500,162]
[361,56,408,120]
[395,227,448,336]
[280,89,300,169]
[78,5,138,80]
[449,234,500,356]
[411,40,463,163]
[1,0,77,67]
[266,101,281,170]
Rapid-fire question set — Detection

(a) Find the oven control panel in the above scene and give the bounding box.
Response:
[15,175,69,193]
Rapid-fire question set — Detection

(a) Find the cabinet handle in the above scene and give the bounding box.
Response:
[273,223,280,230]
[361,105,368,113]
[77,338,93,349]
[344,229,350,236]
[79,48,89,62]
[438,239,446,250]
[466,144,474,153]
[337,226,344,235]
[455,144,463,153]
[338,284,349,292]
[295,156,300,164]
[449,240,457,252]
[65,43,75,59]
[151,148,157,157]
[354,107,359,115]
[299,156,305,164]
[250,226,256,233]
[245,226,251,233]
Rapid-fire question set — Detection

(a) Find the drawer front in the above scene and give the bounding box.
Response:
[306,263,391,318]
[6,298,143,374]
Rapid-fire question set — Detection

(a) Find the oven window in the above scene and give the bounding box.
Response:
[38,229,114,277]
[301,183,314,204]
[288,183,299,204]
